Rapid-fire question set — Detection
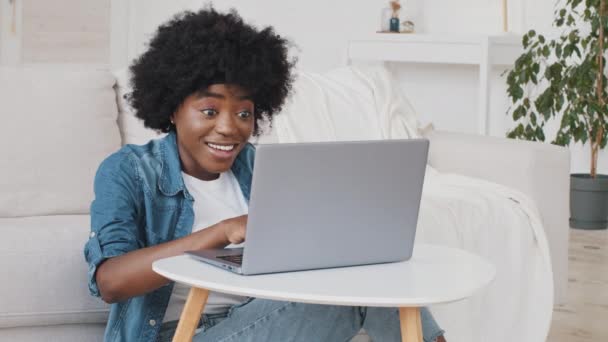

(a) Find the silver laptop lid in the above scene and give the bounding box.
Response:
[241,139,429,275]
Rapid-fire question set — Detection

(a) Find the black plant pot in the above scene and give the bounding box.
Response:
[570,173,608,229]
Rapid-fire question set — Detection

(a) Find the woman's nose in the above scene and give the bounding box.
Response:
[214,112,238,136]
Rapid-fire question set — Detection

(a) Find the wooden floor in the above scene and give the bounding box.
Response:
[547,228,608,342]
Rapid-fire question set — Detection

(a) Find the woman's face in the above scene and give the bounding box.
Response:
[172,84,255,181]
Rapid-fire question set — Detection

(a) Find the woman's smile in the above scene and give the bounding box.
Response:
[205,142,239,160]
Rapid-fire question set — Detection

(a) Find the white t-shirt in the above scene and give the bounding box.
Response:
[164,170,249,322]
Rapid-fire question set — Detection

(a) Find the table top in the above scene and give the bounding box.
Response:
[153,244,495,307]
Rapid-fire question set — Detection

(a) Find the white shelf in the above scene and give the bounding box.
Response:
[348,33,522,66]
[347,33,523,135]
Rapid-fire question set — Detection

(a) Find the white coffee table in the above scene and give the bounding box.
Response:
[153,244,495,342]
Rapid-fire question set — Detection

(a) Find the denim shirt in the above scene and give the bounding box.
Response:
[84,131,255,342]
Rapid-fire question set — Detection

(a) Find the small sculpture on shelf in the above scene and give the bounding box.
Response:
[389,0,401,32]
[380,0,416,34]
[401,20,415,33]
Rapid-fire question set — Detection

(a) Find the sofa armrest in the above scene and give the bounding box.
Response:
[424,130,571,304]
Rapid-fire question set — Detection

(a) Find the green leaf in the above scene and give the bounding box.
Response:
[525,124,536,140]
[574,125,587,142]
[567,14,575,26]
[508,84,524,101]
[545,65,553,79]
[554,131,569,146]
[535,90,555,119]
[536,126,546,141]
[513,105,526,120]
[590,102,603,115]
[556,94,565,111]
[514,85,524,100]
[531,74,538,84]
[523,35,530,48]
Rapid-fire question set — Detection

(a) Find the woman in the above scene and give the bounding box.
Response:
[84,7,446,342]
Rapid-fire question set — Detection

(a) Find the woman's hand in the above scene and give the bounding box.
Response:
[221,215,248,244]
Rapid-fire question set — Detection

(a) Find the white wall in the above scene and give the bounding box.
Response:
[122,0,534,72]
[0,0,110,65]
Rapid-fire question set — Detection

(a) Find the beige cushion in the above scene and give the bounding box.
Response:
[0,215,109,328]
[0,66,121,217]
[112,68,164,145]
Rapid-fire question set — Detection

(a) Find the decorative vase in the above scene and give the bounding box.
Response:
[570,173,608,229]
[390,17,400,32]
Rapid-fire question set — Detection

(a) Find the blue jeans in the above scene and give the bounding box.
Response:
[158,298,444,342]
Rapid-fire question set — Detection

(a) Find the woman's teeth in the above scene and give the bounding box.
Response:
[208,143,235,151]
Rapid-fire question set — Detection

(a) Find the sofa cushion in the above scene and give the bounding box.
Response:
[0,66,121,217]
[0,215,109,328]
[0,324,105,342]
[112,68,164,145]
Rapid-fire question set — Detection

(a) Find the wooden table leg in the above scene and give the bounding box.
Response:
[399,307,422,342]
[172,287,209,342]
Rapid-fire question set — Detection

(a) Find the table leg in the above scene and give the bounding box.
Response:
[172,287,209,342]
[399,307,422,342]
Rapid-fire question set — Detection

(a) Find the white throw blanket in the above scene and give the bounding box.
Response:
[419,169,553,342]
[269,64,554,342]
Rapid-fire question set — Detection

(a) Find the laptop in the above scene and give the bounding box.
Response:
[185,139,429,275]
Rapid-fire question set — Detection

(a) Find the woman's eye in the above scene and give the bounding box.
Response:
[238,111,252,119]
[201,109,217,117]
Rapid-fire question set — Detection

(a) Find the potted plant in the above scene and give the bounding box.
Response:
[506,0,608,229]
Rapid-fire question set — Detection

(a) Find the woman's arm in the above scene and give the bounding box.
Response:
[96,215,247,304]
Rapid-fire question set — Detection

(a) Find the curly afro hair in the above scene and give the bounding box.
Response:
[127,7,296,136]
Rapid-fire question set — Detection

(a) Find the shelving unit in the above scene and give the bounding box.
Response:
[347,33,523,135]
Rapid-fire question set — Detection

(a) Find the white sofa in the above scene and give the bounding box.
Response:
[0,65,569,341]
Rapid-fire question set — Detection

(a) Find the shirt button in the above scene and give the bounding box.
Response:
[149,319,156,326]
[90,232,96,238]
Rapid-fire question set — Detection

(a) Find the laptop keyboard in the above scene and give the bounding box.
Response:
[217,254,243,266]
